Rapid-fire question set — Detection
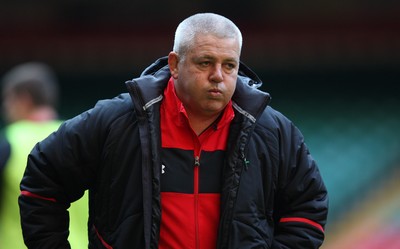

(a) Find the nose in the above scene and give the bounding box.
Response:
[209,64,223,83]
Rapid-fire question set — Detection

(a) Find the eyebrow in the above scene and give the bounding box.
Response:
[195,55,239,64]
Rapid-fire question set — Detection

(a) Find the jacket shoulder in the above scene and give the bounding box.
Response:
[79,93,134,125]
[254,105,306,153]
[59,93,136,145]
[257,106,294,131]
[93,93,133,116]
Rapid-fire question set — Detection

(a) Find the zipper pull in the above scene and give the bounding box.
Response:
[241,152,249,171]
[244,158,250,170]
[194,156,200,166]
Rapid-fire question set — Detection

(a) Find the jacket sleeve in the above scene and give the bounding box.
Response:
[18,104,108,249]
[272,119,328,249]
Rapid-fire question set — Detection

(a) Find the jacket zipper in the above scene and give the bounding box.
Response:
[193,124,216,248]
[194,155,200,249]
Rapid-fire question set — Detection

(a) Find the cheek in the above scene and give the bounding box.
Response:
[185,72,205,91]
[226,77,237,95]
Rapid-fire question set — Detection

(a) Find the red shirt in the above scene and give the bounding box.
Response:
[159,78,234,249]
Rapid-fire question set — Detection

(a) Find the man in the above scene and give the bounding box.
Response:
[0,62,87,248]
[19,13,328,248]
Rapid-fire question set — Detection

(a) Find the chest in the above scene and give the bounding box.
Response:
[160,114,230,193]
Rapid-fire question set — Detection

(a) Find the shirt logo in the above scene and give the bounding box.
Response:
[162,164,166,174]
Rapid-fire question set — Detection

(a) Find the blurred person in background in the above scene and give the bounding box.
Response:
[0,62,88,248]
[18,13,328,248]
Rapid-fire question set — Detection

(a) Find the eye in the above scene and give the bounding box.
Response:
[199,61,210,67]
[226,63,235,69]
[224,62,237,72]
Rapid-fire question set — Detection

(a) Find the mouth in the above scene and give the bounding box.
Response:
[209,88,222,94]
[208,88,223,98]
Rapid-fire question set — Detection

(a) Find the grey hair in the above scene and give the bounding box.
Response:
[173,13,242,60]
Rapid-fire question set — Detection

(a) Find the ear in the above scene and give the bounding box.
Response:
[168,52,179,79]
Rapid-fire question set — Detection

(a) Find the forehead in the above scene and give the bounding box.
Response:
[188,34,241,59]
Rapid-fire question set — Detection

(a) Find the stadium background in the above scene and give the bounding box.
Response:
[1,1,399,248]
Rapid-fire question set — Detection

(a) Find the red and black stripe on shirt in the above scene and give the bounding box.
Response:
[159,78,234,249]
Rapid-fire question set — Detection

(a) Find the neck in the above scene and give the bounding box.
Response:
[27,106,58,122]
[187,112,221,136]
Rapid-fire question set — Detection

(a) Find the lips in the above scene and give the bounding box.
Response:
[208,89,222,94]
[208,88,223,98]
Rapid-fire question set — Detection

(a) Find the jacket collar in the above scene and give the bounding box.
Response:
[126,57,271,122]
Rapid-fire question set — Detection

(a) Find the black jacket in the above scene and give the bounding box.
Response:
[19,57,328,249]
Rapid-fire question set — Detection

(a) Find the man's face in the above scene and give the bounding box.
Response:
[168,34,240,119]
[2,90,24,123]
